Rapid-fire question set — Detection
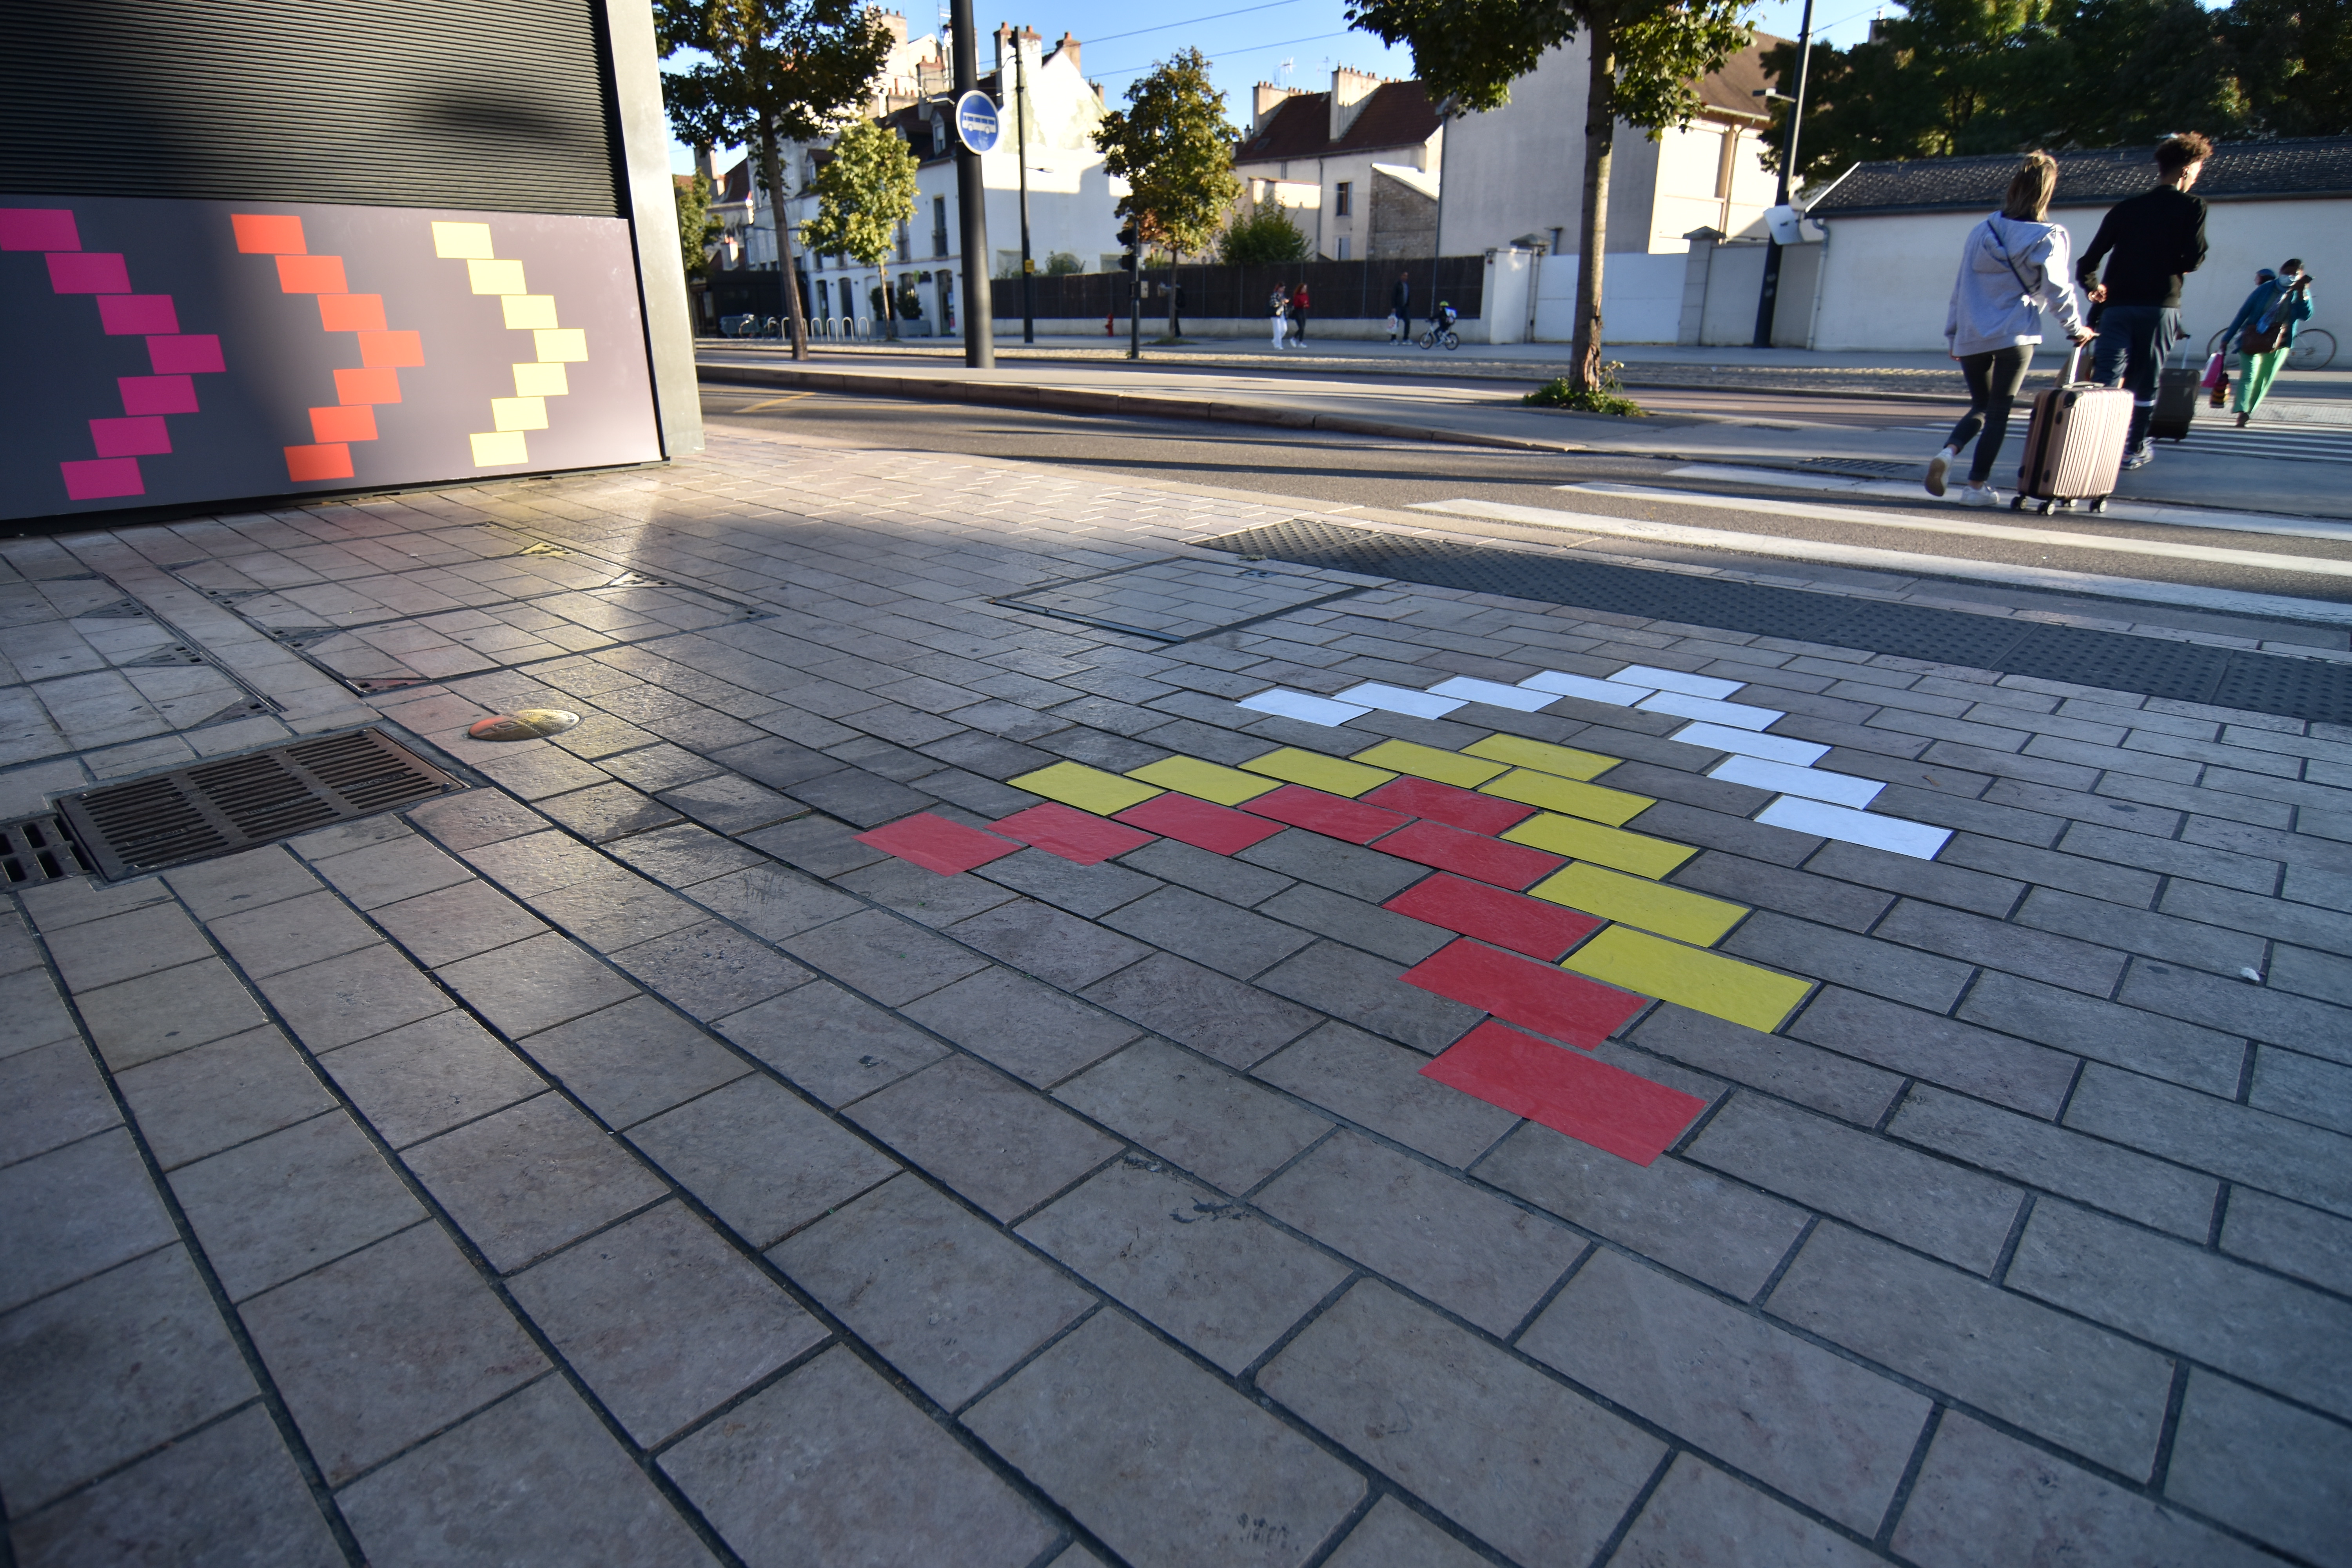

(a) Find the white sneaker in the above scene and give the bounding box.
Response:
[1925,448,1954,497]
[2122,443,2154,470]
[1959,485,2002,507]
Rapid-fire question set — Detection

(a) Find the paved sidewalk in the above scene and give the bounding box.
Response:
[4,427,2351,1566]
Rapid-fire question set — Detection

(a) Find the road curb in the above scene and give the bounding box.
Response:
[695,362,1579,454]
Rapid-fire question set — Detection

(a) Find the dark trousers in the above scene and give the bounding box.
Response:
[1290,309,1307,341]
[1946,345,2034,484]
[2089,304,2176,447]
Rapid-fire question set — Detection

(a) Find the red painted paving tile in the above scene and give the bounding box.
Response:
[1385,874,1603,961]
[1423,1020,1708,1166]
[1116,791,1284,855]
[1242,783,1411,846]
[1400,938,1646,1049]
[991,801,1156,865]
[1365,775,1534,835]
[1374,819,1563,891]
[856,813,1021,877]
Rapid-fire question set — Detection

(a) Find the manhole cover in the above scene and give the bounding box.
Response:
[55,728,463,880]
[0,815,93,887]
[1795,458,1922,477]
[996,555,1372,641]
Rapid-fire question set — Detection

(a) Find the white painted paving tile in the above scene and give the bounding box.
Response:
[1519,670,1649,705]
[1237,689,1373,727]
[1757,795,1953,860]
[1637,691,1783,730]
[1671,722,1831,767]
[1333,682,1466,720]
[1612,664,1744,701]
[1427,676,1558,712]
[1708,755,1884,809]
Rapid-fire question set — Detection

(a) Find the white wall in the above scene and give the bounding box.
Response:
[1811,196,2350,352]
[1528,250,1687,342]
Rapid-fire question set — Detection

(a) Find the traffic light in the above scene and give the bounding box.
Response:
[1116,220,1137,272]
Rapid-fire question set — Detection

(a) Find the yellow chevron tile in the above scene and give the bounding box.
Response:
[1563,926,1812,1033]
[1480,768,1653,827]
[1530,862,1747,946]
[1463,733,1622,780]
[1503,813,1695,878]
[1238,747,1396,798]
[1007,761,1163,815]
[1126,755,1279,805]
[1349,739,1506,788]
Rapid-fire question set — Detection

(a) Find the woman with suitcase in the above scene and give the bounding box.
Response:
[2223,261,2316,425]
[1926,151,2096,506]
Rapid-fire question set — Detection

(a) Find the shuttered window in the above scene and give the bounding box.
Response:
[0,0,623,216]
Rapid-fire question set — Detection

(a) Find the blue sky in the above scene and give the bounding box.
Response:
[665,0,1890,174]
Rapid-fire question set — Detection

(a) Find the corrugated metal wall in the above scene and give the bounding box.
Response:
[0,0,624,216]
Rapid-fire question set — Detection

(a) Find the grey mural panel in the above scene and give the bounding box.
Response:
[0,195,663,521]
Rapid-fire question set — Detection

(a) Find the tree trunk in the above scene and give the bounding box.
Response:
[1166,249,1180,339]
[880,259,897,340]
[1572,18,1616,391]
[757,131,809,361]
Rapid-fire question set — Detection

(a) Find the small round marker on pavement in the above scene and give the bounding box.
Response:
[468,709,581,742]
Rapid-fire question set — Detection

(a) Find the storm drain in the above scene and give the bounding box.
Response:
[1194,517,2352,725]
[1795,457,1923,478]
[0,815,93,887]
[54,728,463,881]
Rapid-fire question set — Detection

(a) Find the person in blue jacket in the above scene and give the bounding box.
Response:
[2223,260,2315,426]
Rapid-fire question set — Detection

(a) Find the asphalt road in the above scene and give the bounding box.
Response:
[701,384,2352,641]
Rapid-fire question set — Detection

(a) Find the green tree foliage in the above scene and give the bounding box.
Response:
[1218,201,1312,264]
[675,171,721,278]
[800,118,921,336]
[1348,0,1752,389]
[1095,48,1246,334]
[1045,250,1085,273]
[1761,0,2349,186]
[656,0,894,356]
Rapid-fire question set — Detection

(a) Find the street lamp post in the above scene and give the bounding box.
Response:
[949,0,993,368]
[1012,28,1036,344]
[1751,0,1816,349]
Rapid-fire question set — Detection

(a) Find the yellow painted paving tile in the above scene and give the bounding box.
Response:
[1007,761,1163,816]
[1348,739,1506,789]
[1503,813,1695,879]
[1463,733,1622,780]
[1479,769,1653,828]
[1238,747,1397,798]
[1125,755,1279,805]
[1563,925,1812,1033]
[1530,863,1748,947]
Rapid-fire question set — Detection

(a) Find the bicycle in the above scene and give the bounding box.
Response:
[1417,316,1460,351]
[2209,324,2336,371]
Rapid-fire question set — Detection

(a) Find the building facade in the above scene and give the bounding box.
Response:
[1232,71,1445,262]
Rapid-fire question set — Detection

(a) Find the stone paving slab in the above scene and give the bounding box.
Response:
[3,428,2350,1564]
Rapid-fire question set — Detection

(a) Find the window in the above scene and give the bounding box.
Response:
[897,220,910,262]
[1335,236,1350,260]
[1334,181,1351,216]
[933,196,949,258]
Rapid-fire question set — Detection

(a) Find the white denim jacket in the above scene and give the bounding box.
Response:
[1944,213,2086,358]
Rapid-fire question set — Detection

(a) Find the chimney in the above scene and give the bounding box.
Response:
[693,143,719,185]
[1254,81,1298,134]
[878,8,907,44]
[1330,65,1382,141]
[1046,29,1075,71]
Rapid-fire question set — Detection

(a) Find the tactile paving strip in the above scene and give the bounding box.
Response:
[1197,518,2352,725]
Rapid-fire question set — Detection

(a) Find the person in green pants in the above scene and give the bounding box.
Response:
[2224,260,2316,426]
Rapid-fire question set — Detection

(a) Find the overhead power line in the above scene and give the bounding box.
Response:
[1082,0,1309,48]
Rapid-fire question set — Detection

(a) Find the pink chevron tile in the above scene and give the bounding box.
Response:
[96,295,179,334]
[46,252,129,292]
[147,336,224,374]
[0,209,78,250]
[60,458,143,500]
[89,416,171,457]
[119,376,199,416]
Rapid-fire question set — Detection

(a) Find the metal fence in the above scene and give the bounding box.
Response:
[991,255,1486,322]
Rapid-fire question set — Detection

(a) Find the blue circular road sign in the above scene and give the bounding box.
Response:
[954,90,1000,154]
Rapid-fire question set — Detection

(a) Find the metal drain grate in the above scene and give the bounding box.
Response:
[1796,457,1923,477]
[1194,518,2352,725]
[54,728,463,881]
[1,815,93,887]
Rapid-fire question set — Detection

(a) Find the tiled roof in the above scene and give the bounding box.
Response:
[1236,80,1440,163]
[1695,32,1786,123]
[1810,134,2352,215]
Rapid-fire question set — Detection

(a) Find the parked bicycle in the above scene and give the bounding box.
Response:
[2208,323,2336,371]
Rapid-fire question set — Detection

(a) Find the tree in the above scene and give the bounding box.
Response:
[1045,250,1085,274]
[675,171,721,278]
[656,0,894,359]
[800,117,920,339]
[1348,0,1751,391]
[1218,201,1311,265]
[2230,0,2352,136]
[1095,49,1244,339]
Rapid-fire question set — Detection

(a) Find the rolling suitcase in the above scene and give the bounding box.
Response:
[2013,345,2133,514]
[2149,343,2201,442]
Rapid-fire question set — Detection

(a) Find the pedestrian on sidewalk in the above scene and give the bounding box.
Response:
[2075,132,2212,470]
[1390,271,1411,342]
[1269,283,1290,347]
[1290,282,1310,345]
[2223,260,2315,426]
[1927,151,2095,506]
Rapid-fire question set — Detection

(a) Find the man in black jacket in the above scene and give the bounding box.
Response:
[2076,132,2212,467]
[1391,272,1412,342]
